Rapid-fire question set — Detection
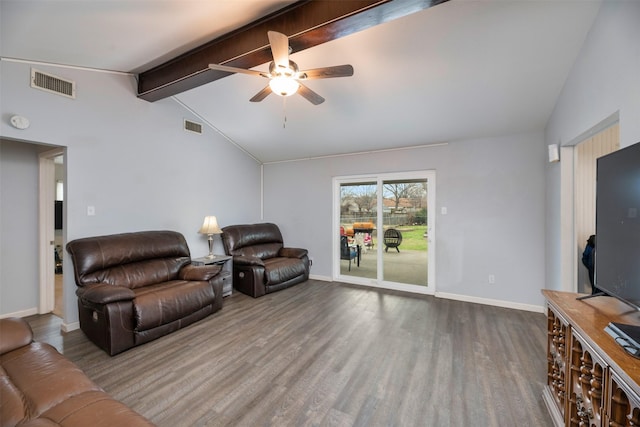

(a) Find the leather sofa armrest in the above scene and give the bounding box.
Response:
[180,264,222,281]
[0,318,33,355]
[233,255,265,267]
[279,247,308,259]
[76,283,136,304]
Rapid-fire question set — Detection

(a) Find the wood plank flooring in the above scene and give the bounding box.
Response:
[27,280,552,426]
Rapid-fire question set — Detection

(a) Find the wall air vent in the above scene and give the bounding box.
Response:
[31,69,76,99]
[184,119,203,134]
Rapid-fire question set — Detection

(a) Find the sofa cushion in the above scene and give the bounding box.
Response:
[178,264,222,281]
[222,223,284,259]
[1,342,100,423]
[0,317,33,355]
[234,243,283,260]
[0,317,155,427]
[133,280,215,331]
[32,390,153,427]
[66,231,191,289]
[78,258,191,290]
[264,257,308,285]
[1,365,25,427]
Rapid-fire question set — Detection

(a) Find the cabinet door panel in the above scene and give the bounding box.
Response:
[545,305,570,421]
[568,329,607,426]
[607,370,640,427]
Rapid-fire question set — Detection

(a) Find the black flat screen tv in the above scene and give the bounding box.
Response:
[55,201,63,230]
[594,141,640,311]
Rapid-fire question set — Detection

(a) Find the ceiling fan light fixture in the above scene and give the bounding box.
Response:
[209,32,352,104]
[269,76,299,97]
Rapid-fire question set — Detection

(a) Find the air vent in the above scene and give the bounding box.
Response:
[184,119,203,134]
[31,69,75,99]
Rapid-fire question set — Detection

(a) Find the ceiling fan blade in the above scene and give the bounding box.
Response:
[208,63,268,78]
[298,65,354,80]
[250,85,273,102]
[268,31,290,71]
[297,83,325,105]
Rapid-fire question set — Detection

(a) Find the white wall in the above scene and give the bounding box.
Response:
[0,60,262,325]
[545,0,640,291]
[264,131,547,309]
[0,140,40,315]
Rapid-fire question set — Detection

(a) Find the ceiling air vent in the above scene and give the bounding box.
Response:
[184,119,203,134]
[31,68,76,99]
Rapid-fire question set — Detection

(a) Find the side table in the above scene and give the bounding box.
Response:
[191,255,233,297]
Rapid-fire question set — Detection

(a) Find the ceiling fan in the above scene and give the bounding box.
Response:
[208,31,354,105]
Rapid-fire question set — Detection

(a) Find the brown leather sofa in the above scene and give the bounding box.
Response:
[66,230,224,356]
[222,223,310,298]
[0,317,155,427]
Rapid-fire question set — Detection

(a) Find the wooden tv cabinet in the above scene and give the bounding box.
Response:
[542,290,640,426]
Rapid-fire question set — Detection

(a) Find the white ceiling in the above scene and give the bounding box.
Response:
[0,0,601,163]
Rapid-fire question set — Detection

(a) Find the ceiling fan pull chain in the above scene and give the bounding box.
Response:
[283,97,287,128]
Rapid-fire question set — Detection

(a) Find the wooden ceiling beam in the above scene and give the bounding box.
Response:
[137,0,447,101]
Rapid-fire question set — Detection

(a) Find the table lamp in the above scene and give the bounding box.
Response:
[198,215,222,258]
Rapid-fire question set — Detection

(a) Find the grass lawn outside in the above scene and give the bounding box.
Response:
[394,225,428,251]
[344,224,428,251]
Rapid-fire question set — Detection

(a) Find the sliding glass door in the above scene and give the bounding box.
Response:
[334,171,435,295]
[338,181,378,280]
[381,178,428,286]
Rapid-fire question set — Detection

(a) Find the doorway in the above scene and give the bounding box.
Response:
[334,171,435,295]
[39,148,65,317]
[574,123,619,293]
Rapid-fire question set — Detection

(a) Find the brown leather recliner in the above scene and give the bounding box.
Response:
[0,317,155,426]
[222,223,310,298]
[66,230,224,356]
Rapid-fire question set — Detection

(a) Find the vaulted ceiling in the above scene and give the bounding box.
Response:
[0,0,601,163]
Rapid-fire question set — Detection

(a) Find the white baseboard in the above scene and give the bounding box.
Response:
[309,274,332,282]
[435,291,545,313]
[0,307,38,319]
[311,277,544,313]
[0,308,79,332]
[61,321,80,332]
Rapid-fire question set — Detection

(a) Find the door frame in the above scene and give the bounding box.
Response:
[332,170,436,295]
[559,113,619,292]
[38,147,64,314]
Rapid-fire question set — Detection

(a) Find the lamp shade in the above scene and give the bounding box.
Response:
[198,216,222,234]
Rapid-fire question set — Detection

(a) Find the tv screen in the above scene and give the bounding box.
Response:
[595,141,640,310]
[55,201,63,230]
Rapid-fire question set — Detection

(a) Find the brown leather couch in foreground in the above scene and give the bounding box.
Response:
[0,317,155,427]
[222,223,310,297]
[66,230,224,355]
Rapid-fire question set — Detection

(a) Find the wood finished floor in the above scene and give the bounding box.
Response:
[27,280,552,426]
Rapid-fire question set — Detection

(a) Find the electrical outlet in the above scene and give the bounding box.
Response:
[488,274,495,284]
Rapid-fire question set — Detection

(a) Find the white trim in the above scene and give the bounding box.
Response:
[309,274,332,282]
[314,281,545,313]
[565,111,619,147]
[0,307,38,319]
[0,56,132,76]
[560,116,620,293]
[263,142,448,165]
[345,279,432,295]
[39,148,63,314]
[435,291,545,313]
[560,145,576,292]
[61,321,80,332]
[332,170,436,296]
